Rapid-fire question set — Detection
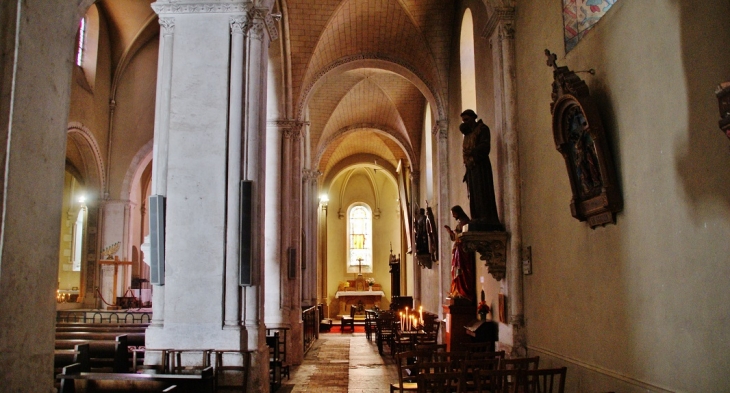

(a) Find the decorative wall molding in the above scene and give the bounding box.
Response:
[528,345,675,393]
[152,2,250,14]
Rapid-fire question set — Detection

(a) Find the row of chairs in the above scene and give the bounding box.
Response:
[392,350,566,393]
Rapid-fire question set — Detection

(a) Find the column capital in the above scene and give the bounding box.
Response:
[270,120,308,140]
[159,17,175,35]
[252,8,279,41]
[302,169,322,184]
[432,119,448,139]
[230,14,249,34]
[481,7,515,40]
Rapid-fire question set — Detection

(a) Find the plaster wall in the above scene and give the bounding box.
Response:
[325,171,401,314]
[108,40,158,198]
[515,0,730,391]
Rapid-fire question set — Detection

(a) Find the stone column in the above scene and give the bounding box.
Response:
[148,15,175,328]
[275,120,305,364]
[302,169,321,307]
[145,7,274,393]
[434,120,450,315]
[0,3,77,391]
[224,14,248,329]
[410,171,422,304]
[484,7,525,356]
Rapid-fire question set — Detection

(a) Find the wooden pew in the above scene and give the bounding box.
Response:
[55,343,91,372]
[57,363,214,393]
[55,335,128,372]
[55,332,145,348]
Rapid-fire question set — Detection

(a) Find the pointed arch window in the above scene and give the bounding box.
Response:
[76,17,86,66]
[348,204,372,273]
[460,9,477,112]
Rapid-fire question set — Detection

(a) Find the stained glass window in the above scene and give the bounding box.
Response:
[563,0,617,53]
[348,204,372,273]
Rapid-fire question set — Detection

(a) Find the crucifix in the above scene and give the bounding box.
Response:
[356,257,363,275]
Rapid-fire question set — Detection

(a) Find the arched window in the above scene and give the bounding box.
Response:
[71,206,86,272]
[348,204,372,273]
[460,9,477,112]
[76,17,86,67]
[75,5,99,89]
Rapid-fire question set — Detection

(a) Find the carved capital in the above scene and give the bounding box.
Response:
[482,7,515,39]
[248,18,265,41]
[302,169,322,183]
[229,15,248,35]
[459,231,509,281]
[257,9,279,41]
[432,120,448,139]
[159,17,175,35]
[276,120,307,140]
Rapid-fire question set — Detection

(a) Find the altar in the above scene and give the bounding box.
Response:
[335,290,385,315]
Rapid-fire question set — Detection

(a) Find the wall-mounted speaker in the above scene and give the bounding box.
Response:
[239,181,253,286]
[287,247,297,279]
[149,195,166,285]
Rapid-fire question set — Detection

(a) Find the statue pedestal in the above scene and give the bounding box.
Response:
[442,297,476,352]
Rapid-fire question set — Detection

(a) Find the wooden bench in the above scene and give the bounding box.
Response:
[55,343,91,373]
[56,335,128,372]
[57,363,214,393]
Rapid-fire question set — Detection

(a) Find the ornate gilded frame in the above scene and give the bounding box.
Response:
[546,50,623,228]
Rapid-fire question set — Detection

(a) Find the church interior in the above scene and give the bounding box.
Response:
[1,0,729,392]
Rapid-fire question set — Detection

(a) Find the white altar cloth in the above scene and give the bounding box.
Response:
[335,290,385,298]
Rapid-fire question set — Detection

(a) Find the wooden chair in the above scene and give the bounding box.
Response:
[432,351,469,372]
[341,305,356,332]
[473,369,519,393]
[459,358,501,392]
[499,356,539,393]
[377,310,397,355]
[468,351,505,361]
[518,367,567,393]
[416,371,462,393]
[390,350,429,393]
[212,350,251,392]
[365,309,378,340]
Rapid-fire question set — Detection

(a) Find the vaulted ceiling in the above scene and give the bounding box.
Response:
[96,0,458,183]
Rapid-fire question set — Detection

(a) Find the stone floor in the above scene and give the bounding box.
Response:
[276,332,398,392]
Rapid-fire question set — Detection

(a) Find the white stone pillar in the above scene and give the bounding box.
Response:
[243,9,274,388]
[485,8,525,355]
[434,120,450,315]
[224,14,248,329]
[149,15,175,328]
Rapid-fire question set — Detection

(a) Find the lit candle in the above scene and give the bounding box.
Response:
[419,306,423,326]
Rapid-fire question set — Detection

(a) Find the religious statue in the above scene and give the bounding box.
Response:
[443,205,475,301]
[414,208,431,268]
[459,109,504,231]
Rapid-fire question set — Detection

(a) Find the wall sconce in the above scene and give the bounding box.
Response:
[320,194,329,211]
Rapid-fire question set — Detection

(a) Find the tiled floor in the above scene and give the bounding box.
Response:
[277,332,398,392]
